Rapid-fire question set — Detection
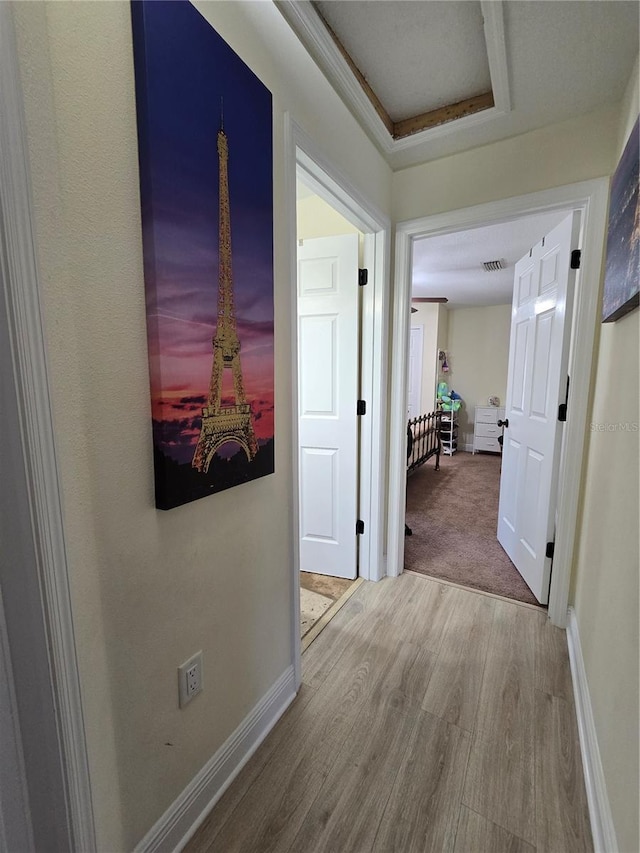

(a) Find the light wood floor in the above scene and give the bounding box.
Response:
[185,573,592,853]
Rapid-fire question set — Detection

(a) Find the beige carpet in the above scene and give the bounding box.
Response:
[300,572,357,639]
[300,588,334,637]
[404,451,539,605]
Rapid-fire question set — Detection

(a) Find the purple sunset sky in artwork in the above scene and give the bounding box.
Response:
[134,0,274,464]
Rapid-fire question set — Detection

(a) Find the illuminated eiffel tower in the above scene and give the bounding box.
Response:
[192,122,258,473]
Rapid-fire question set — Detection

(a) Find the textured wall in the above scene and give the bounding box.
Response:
[12,1,391,848]
[572,56,639,853]
[393,105,619,223]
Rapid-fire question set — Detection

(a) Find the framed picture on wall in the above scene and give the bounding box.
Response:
[131,1,274,509]
[602,115,639,323]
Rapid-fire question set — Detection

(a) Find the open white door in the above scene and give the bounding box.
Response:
[297,234,359,579]
[407,326,423,419]
[497,212,580,604]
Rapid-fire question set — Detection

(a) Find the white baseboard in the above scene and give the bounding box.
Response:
[566,608,618,853]
[135,665,296,853]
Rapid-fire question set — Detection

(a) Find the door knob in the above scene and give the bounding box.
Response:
[498,418,509,428]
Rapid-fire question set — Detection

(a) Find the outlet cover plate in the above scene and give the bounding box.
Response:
[178,650,203,708]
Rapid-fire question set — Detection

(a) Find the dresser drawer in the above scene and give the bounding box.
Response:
[476,423,502,438]
[475,407,499,424]
[474,436,501,452]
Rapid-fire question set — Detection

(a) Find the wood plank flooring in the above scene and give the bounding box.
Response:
[184,573,592,853]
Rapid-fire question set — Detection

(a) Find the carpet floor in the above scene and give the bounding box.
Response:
[300,572,355,638]
[404,451,539,606]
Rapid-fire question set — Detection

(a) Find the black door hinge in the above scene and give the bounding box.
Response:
[358,268,368,286]
[546,541,555,559]
[357,399,366,416]
[558,375,570,422]
[570,249,581,269]
[356,519,365,535]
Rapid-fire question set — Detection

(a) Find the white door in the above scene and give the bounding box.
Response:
[497,212,580,603]
[407,326,423,419]
[297,234,359,579]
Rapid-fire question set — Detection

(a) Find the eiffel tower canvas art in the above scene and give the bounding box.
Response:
[132,1,274,510]
[191,123,259,474]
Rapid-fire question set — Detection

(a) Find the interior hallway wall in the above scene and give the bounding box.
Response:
[571,56,639,853]
[393,104,619,223]
[11,1,391,848]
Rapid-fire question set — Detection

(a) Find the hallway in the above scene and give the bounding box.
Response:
[185,573,591,852]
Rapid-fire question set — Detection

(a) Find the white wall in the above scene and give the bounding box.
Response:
[297,192,360,240]
[393,104,619,223]
[410,303,439,414]
[445,305,511,446]
[297,192,364,262]
[12,1,391,848]
[571,56,639,853]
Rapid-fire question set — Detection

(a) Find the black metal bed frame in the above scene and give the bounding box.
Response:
[407,411,441,473]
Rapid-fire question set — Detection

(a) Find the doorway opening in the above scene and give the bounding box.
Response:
[295,179,363,643]
[286,119,391,677]
[404,210,572,607]
[388,179,609,627]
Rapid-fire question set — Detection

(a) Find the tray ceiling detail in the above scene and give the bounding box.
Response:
[277,0,511,152]
[315,0,496,138]
[276,0,639,170]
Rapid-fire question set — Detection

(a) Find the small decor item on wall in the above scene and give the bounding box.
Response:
[131,1,274,510]
[439,350,449,373]
[602,115,639,323]
[488,396,500,407]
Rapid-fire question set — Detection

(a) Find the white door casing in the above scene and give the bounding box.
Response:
[386,181,608,627]
[497,212,580,604]
[407,326,423,419]
[297,234,360,579]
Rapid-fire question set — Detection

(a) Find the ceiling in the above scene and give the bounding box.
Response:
[412,210,568,308]
[316,1,492,123]
[277,0,639,169]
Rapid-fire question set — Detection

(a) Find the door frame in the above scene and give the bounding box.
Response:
[388,179,609,627]
[285,115,391,685]
[0,4,96,848]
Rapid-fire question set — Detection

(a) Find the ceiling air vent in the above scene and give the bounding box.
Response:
[482,259,505,272]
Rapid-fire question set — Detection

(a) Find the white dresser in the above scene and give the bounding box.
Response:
[473,406,505,454]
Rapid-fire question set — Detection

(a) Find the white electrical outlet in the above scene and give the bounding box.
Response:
[178,651,203,707]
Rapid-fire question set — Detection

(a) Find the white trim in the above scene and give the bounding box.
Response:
[276,0,511,157]
[547,183,608,627]
[0,6,96,850]
[277,1,393,155]
[136,666,297,853]
[286,116,390,591]
[481,0,511,113]
[566,608,619,853]
[283,115,303,690]
[388,179,610,629]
